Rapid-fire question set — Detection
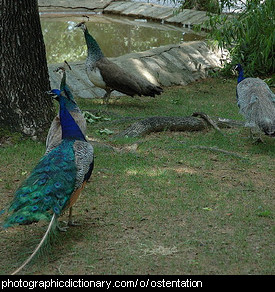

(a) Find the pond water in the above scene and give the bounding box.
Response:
[41,14,204,64]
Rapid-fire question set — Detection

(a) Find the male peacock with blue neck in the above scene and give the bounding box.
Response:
[46,64,87,154]
[1,89,94,274]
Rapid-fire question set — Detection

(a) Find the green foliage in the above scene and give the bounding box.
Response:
[203,0,274,76]
[83,111,111,124]
[0,126,24,145]
[179,0,221,13]
[171,0,274,76]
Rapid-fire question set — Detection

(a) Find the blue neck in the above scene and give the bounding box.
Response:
[84,29,104,62]
[237,67,245,83]
[59,95,86,141]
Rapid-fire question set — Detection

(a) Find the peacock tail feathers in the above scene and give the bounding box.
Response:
[10,213,59,275]
[3,140,77,228]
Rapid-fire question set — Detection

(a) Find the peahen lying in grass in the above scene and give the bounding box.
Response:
[235,64,275,141]
[75,22,163,104]
[1,88,94,274]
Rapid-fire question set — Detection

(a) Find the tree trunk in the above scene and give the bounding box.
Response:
[0,0,55,139]
[115,116,208,138]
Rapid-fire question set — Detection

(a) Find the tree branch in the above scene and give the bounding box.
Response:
[115,114,244,138]
[190,145,248,160]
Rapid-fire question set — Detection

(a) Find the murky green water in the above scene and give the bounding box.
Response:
[41,14,204,64]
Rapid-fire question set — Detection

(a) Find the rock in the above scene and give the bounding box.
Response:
[38,0,114,12]
[48,41,225,99]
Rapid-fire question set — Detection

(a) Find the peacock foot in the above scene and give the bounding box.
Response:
[252,137,265,144]
[57,223,69,232]
[67,220,81,227]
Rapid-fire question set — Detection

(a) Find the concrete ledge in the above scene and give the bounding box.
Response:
[39,0,211,28]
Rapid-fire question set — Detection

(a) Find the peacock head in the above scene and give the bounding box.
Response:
[75,22,87,32]
[234,64,242,72]
[48,88,76,106]
[47,89,61,99]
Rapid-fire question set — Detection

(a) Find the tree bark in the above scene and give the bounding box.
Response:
[0,0,55,139]
[115,116,208,138]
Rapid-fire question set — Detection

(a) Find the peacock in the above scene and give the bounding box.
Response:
[46,63,87,154]
[75,22,163,103]
[235,63,275,140]
[1,88,94,274]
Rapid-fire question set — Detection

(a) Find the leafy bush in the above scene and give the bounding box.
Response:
[178,0,220,13]
[171,0,274,77]
[205,0,274,77]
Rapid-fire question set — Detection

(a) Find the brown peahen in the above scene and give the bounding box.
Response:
[75,22,163,103]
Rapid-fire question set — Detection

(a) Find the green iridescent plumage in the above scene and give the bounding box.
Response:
[3,140,77,228]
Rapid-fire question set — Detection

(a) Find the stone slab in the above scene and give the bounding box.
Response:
[39,0,211,28]
[48,41,225,99]
[38,0,114,11]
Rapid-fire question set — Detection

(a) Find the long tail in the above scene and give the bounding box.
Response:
[11,214,56,275]
[142,84,163,97]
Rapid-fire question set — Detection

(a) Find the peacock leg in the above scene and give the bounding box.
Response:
[67,207,80,226]
[68,207,74,226]
[250,128,264,143]
[103,89,112,104]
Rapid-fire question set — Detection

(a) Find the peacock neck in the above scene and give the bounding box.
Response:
[62,87,79,112]
[84,29,104,63]
[59,96,86,141]
[237,69,245,83]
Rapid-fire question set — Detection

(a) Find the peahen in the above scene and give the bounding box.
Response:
[235,64,275,140]
[75,22,163,103]
[46,63,87,154]
[1,89,94,274]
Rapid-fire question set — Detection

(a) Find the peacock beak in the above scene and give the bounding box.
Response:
[46,90,59,99]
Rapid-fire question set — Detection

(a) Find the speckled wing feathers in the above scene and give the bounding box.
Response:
[237,78,275,134]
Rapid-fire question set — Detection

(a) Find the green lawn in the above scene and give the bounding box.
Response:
[0,77,274,275]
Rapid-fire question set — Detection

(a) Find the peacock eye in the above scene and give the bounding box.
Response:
[53,206,60,214]
[54,182,62,189]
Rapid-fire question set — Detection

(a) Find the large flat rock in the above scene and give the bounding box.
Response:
[48,41,225,99]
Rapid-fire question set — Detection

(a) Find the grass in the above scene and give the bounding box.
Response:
[0,77,274,275]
